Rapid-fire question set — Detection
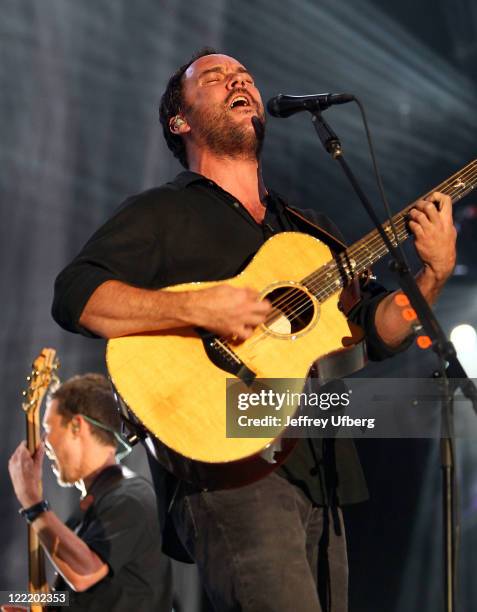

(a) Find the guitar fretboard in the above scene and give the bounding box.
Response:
[302,159,477,300]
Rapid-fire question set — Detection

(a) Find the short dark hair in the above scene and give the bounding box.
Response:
[50,373,120,447]
[159,47,219,169]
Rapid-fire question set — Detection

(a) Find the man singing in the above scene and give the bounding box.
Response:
[51,49,456,611]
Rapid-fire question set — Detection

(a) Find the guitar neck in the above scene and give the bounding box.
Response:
[303,159,477,300]
[26,413,48,596]
[348,158,477,273]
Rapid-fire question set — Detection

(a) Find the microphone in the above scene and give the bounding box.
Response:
[267,93,354,118]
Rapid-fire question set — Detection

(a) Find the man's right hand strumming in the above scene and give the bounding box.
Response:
[186,285,272,341]
[79,280,271,341]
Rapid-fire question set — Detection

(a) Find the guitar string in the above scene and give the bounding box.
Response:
[306,161,477,295]
[333,161,477,278]
[225,164,477,351]
[252,176,475,342]
[217,163,477,351]
[283,182,476,335]
[285,177,476,326]
[252,164,477,331]
[265,161,477,321]
[241,169,477,351]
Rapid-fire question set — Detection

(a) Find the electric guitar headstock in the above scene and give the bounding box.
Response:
[22,348,60,454]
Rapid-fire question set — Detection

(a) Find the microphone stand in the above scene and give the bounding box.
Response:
[310,109,477,612]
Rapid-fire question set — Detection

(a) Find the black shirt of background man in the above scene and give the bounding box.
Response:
[50,465,172,612]
[52,172,410,510]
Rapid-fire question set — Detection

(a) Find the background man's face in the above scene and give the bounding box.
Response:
[43,400,83,486]
[181,53,265,159]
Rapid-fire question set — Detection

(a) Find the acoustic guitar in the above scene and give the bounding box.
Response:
[21,349,59,610]
[107,160,476,488]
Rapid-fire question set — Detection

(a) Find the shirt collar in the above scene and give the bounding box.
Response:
[171,172,283,207]
[171,170,212,189]
[170,172,289,221]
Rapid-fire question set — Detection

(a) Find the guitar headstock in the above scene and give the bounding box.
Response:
[22,348,60,417]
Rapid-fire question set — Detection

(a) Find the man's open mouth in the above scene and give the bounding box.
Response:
[229,95,252,110]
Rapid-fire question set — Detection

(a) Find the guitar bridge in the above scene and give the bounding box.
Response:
[195,328,256,387]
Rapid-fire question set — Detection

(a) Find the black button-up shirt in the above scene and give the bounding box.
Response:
[51,465,171,611]
[52,171,409,505]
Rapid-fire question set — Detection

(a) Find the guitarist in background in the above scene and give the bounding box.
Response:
[7,373,172,612]
[52,48,456,612]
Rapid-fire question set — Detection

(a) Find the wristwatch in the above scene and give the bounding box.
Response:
[19,499,50,523]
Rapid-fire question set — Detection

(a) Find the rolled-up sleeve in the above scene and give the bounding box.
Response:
[52,193,166,336]
[347,279,414,361]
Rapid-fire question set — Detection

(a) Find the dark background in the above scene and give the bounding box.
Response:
[1,1,476,610]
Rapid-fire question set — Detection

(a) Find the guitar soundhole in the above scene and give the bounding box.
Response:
[262,284,317,337]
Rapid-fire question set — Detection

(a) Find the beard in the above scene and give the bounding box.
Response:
[187,94,266,160]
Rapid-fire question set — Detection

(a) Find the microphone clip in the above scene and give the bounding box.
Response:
[311,111,342,159]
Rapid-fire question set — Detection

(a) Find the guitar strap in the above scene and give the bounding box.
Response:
[283,204,347,253]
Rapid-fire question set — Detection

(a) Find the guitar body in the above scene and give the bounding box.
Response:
[106,159,477,487]
[107,232,366,488]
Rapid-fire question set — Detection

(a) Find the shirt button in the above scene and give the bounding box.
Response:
[233,201,240,208]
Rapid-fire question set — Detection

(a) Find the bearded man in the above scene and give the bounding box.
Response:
[52,48,456,611]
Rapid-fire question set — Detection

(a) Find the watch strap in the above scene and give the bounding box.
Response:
[19,499,50,523]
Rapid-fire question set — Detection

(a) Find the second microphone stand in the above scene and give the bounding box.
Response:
[310,108,477,612]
